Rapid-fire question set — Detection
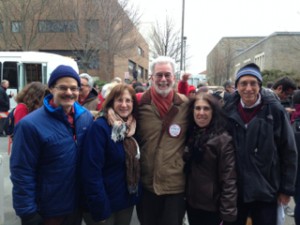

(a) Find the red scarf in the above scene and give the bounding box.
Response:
[150,86,174,118]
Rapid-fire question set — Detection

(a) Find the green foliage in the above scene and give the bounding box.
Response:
[94,80,107,88]
[262,69,300,87]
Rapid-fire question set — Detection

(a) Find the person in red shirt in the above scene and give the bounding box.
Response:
[14,82,47,125]
[177,72,191,96]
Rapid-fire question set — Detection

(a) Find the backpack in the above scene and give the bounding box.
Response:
[4,108,15,136]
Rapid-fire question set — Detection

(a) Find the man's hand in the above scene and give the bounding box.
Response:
[278,193,291,205]
[182,73,191,81]
[285,107,295,114]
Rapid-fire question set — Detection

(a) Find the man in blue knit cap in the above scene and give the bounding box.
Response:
[223,63,297,225]
[10,65,93,225]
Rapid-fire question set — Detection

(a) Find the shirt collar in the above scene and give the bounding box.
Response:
[240,93,262,109]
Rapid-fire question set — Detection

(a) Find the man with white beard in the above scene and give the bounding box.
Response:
[136,56,190,225]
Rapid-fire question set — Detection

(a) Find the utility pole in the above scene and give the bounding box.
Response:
[180,0,185,71]
[183,36,187,71]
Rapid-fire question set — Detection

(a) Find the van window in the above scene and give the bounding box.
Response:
[24,63,42,84]
[3,62,18,89]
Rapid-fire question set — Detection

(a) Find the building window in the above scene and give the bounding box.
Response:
[138,65,144,79]
[254,53,265,71]
[243,58,251,64]
[128,60,136,73]
[38,20,78,33]
[11,21,23,33]
[128,60,137,79]
[85,20,99,32]
[137,46,144,56]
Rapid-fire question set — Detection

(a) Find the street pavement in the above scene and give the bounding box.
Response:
[0,136,296,225]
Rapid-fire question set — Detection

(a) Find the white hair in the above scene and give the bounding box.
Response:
[150,56,176,75]
[79,73,94,87]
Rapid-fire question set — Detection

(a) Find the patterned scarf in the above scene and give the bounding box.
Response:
[107,108,140,194]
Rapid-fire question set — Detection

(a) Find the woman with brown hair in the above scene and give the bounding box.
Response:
[81,84,140,225]
[14,81,47,124]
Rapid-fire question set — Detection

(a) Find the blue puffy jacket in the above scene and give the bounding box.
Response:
[10,94,93,218]
[81,117,141,222]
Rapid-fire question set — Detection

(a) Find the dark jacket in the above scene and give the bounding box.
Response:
[223,88,297,203]
[81,117,140,222]
[81,88,99,111]
[186,131,237,222]
[293,115,300,200]
[0,85,10,112]
[10,94,93,218]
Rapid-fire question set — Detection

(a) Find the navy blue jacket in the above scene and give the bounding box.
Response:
[0,86,10,112]
[10,94,93,218]
[81,117,140,222]
[223,88,297,203]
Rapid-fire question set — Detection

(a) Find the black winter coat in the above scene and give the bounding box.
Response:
[223,88,297,203]
[0,86,10,112]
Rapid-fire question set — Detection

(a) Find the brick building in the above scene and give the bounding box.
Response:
[0,0,149,82]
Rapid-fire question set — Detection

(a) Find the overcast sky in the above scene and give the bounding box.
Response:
[131,0,300,73]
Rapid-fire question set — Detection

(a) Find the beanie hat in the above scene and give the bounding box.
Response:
[48,65,80,88]
[188,85,196,93]
[235,63,262,87]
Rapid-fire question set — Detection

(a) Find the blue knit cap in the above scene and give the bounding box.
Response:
[48,65,80,88]
[235,63,262,87]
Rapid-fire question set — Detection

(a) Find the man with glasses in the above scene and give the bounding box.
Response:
[79,73,99,112]
[136,56,189,225]
[223,63,297,225]
[10,65,93,225]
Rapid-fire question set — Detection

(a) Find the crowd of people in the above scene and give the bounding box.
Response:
[1,55,299,225]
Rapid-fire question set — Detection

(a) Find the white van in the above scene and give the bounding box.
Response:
[0,51,79,108]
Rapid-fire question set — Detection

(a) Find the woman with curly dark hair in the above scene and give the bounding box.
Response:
[14,81,47,124]
[184,92,237,225]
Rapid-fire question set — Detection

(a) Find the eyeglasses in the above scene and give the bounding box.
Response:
[154,72,172,79]
[55,85,80,92]
[194,106,212,112]
[238,81,259,87]
[115,98,133,104]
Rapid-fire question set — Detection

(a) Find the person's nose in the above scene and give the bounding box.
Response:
[245,83,253,91]
[65,88,73,94]
[160,75,167,81]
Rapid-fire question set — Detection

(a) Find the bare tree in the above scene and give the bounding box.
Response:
[58,0,141,81]
[207,38,236,85]
[0,0,56,50]
[207,47,226,85]
[149,16,182,65]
